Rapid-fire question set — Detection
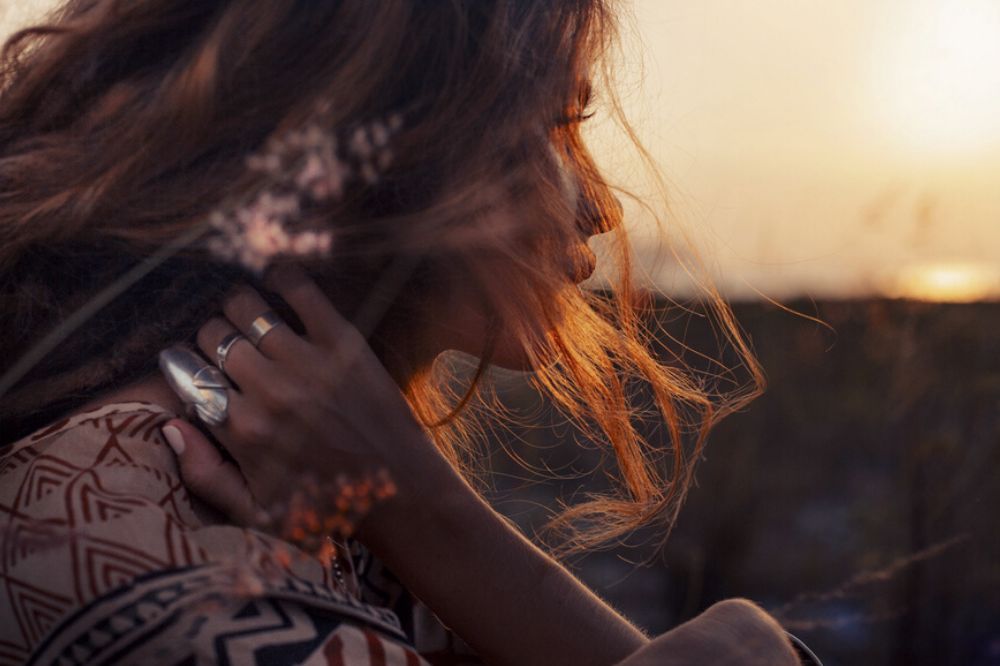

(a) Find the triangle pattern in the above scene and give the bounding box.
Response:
[7,578,73,646]
[76,541,166,601]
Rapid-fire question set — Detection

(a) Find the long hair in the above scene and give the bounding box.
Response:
[0,0,764,558]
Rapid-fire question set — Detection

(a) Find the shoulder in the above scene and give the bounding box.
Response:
[0,402,184,662]
[0,401,200,577]
[0,402,411,664]
[0,401,187,555]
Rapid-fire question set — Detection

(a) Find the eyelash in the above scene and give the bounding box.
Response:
[554,84,596,128]
[554,109,596,127]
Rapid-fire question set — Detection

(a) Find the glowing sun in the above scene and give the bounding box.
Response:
[877,0,1000,157]
[885,262,1000,303]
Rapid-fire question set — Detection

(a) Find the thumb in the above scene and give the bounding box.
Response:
[161,418,266,528]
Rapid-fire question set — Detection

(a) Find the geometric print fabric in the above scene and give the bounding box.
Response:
[0,402,482,665]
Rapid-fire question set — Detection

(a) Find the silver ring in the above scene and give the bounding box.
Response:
[216,332,247,373]
[158,344,232,427]
[247,310,285,348]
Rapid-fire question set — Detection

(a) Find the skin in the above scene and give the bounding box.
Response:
[74,181,799,666]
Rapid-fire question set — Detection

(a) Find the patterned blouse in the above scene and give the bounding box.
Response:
[0,402,483,665]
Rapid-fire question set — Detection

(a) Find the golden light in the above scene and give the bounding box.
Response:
[877,0,1000,157]
[884,262,1000,303]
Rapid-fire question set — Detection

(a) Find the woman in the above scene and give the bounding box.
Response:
[0,1,814,664]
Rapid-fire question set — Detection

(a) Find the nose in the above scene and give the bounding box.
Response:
[576,190,623,239]
[550,143,623,239]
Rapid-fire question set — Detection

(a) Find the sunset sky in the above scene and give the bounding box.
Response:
[587,0,1000,301]
[3,0,998,301]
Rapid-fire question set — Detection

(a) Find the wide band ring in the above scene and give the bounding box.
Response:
[216,332,247,374]
[158,344,232,427]
[247,310,285,348]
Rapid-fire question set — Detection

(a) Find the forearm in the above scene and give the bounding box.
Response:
[357,457,649,666]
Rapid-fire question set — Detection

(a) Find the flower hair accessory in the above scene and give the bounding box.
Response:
[206,105,404,273]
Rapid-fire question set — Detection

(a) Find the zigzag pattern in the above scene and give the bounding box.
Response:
[199,597,320,665]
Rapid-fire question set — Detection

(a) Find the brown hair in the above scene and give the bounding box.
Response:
[0,0,763,558]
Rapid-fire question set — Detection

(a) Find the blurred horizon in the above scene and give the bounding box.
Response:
[2,0,999,302]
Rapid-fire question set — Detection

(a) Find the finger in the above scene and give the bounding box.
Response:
[263,264,357,348]
[222,285,308,361]
[196,316,270,391]
[197,390,300,506]
[161,418,267,527]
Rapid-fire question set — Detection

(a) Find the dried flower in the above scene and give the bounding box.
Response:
[256,467,398,557]
[204,109,404,273]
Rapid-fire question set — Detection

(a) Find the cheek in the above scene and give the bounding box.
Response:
[428,274,494,353]
[550,144,581,212]
[425,223,572,366]
[429,270,545,363]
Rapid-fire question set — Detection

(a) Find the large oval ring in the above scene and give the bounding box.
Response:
[247,310,285,348]
[158,344,232,427]
[216,331,247,374]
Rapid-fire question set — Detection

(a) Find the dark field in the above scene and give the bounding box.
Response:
[480,297,1000,666]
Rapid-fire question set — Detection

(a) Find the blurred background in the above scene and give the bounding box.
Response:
[3,1,998,664]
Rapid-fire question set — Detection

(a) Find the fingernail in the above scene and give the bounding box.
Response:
[162,425,185,456]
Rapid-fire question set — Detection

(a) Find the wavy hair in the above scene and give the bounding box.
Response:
[0,0,764,558]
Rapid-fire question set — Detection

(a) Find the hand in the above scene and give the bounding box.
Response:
[159,264,452,540]
[614,599,802,666]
